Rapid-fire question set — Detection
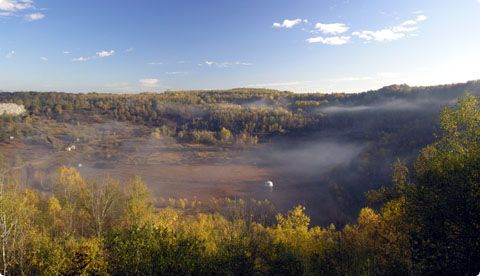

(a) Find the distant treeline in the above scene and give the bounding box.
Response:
[1,81,480,144]
[0,95,479,275]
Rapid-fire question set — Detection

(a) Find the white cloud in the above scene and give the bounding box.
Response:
[204,61,252,68]
[352,14,427,42]
[306,36,350,45]
[62,51,71,54]
[73,49,115,62]
[352,29,405,42]
[0,0,33,12]
[0,0,45,20]
[139,78,159,87]
[5,50,15,59]
[124,47,134,53]
[416,15,427,22]
[148,62,164,65]
[273,18,303,29]
[25,12,45,21]
[96,50,115,58]
[166,71,188,76]
[315,23,349,34]
[72,56,90,62]
[40,56,48,61]
[234,61,252,66]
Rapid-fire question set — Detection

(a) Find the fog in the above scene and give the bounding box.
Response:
[255,140,364,176]
[319,97,457,114]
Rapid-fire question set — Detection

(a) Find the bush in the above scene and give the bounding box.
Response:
[190,130,217,145]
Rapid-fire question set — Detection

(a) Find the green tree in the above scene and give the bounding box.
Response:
[219,127,233,143]
[120,177,154,228]
[405,94,480,274]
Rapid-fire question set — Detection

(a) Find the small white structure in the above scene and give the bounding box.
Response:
[264,180,274,187]
[78,163,83,168]
[9,136,14,140]
[66,145,76,152]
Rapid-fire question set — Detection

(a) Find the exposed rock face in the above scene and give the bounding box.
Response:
[0,103,26,116]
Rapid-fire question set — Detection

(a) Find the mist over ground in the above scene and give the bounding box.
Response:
[2,81,480,225]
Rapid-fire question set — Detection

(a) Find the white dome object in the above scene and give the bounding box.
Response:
[264,181,274,187]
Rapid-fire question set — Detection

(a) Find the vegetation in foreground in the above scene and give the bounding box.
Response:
[0,95,479,275]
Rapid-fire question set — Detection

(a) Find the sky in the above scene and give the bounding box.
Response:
[0,0,480,93]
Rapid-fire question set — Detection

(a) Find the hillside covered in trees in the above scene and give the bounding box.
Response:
[0,93,479,274]
[2,81,480,142]
[2,81,480,224]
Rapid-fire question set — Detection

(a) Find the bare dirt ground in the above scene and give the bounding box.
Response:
[1,119,346,225]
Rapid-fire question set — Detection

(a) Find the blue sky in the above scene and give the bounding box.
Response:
[1,0,479,93]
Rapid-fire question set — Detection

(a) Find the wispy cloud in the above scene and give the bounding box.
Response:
[148,62,165,65]
[353,29,405,42]
[62,50,71,54]
[124,47,134,53]
[416,15,427,21]
[352,14,427,42]
[306,36,350,45]
[40,56,48,61]
[315,23,349,34]
[204,61,252,68]
[139,78,159,88]
[72,49,115,62]
[273,18,305,29]
[5,50,15,59]
[72,56,90,62]
[279,13,427,45]
[0,0,33,12]
[96,50,115,57]
[0,1,46,20]
[166,71,188,76]
[25,12,45,21]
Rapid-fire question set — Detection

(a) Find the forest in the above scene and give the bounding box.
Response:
[0,83,480,274]
[2,81,480,221]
